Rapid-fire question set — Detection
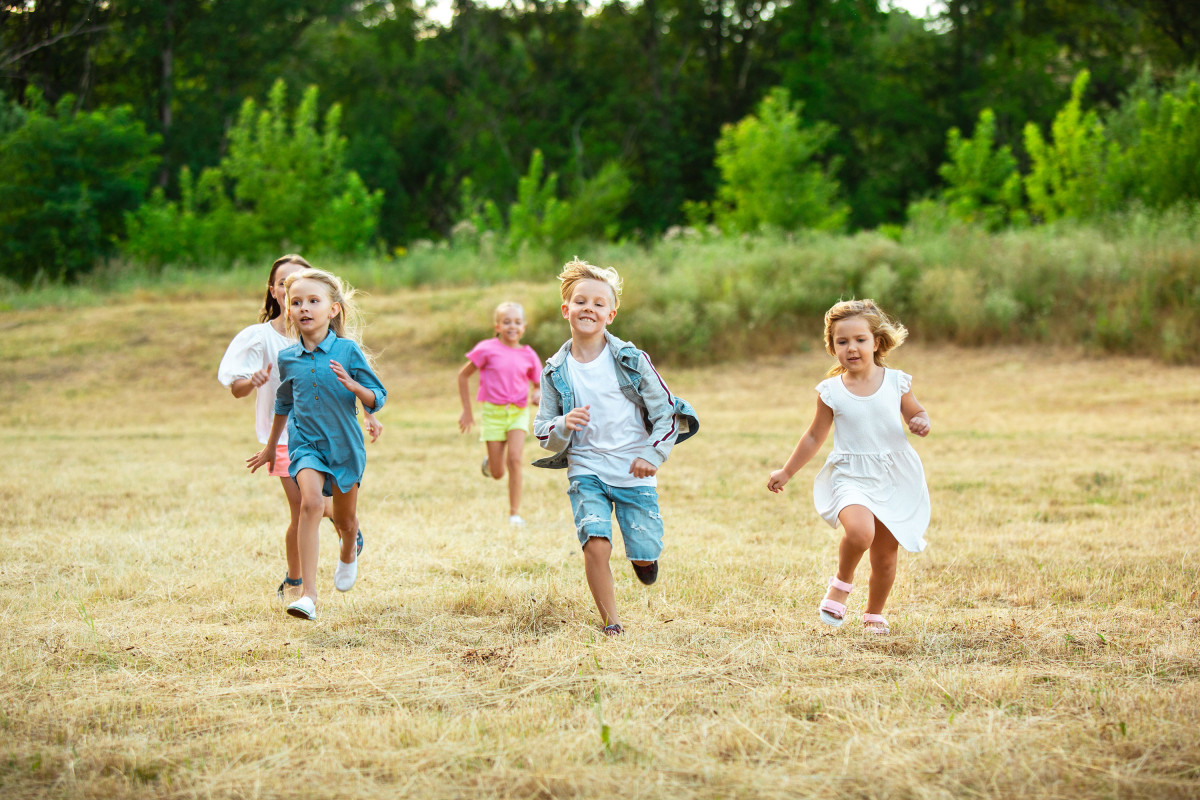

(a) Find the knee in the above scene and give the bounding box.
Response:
[299,495,325,518]
[505,452,522,471]
[582,537,612,562]
[843,527,874,551]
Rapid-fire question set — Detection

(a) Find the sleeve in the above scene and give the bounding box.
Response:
[816,379,835,409]
[897,370,913,395]
[527,347,542,384]
[465,339,490,369]
[532,367,573,456]
[217,325,264,386]
[348,343,387,413]
[634,352,680,468]
[273,355,294,416]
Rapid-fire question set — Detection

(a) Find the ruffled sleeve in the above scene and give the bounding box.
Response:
[217,325,265,386]
[815,378,836,409]
[896,370,913,395]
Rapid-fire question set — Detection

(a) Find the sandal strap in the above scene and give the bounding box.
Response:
[828,576,853,593]
[603,623,624,636]
[820,599,847,617]
[862,613,887,623]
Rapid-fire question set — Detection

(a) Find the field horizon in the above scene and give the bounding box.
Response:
[1,283,1198,799]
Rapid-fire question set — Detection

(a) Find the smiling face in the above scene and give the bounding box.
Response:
[287,276,340,347]
[562,278,618,340]
[830,316,879,375]
[493,305,527,346]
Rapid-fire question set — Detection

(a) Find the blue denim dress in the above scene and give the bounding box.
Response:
[274,330,386,496]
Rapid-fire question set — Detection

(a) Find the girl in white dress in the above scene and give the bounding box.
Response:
[218,255,381,601]
[767,299,931,634]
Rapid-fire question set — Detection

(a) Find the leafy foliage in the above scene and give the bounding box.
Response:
[711,88,848,234]
[0,90,159,285]
[124,80,382,267]
[920,108,1027,230]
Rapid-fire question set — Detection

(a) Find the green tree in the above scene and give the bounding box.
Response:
[1107,78,1200,211]
[124,80,382,267]
[1023,71,1114,222]
[0,89,159,285]
[712,87,847,234]
[934,108,1026,229]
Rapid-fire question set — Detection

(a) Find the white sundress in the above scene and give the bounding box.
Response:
[813,368,930,553]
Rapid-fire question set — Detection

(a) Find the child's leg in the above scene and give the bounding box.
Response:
[827,504,877,607]
[330,483,360,566]
[485,440,507,480]
[865,521,900,621]
[279,477,303,581]
[504,429,525,515]
[583,537,620,627]
[293,469,327,602]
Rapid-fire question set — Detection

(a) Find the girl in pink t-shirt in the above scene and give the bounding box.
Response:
[457,302,543,524]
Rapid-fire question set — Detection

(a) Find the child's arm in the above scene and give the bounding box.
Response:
[532,373,575,454]
[457,361,478,433]
[247,413,287,472]
[331,345,387,413]
[901,389,931,437]
[631,352,681,471]
[364,412,383,443]
[229,362,272,399]
[767,396,834,493]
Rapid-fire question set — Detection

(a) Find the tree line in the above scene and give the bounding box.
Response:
[1,0,1198,285]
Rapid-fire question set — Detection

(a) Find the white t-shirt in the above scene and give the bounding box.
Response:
[217,321,293,445]
[565,351,655,488]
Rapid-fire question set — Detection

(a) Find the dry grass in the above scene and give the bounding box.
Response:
[0,284,1198,799]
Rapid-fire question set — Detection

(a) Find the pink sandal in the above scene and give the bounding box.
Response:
[819,577,853,628]
[862,613,890,635]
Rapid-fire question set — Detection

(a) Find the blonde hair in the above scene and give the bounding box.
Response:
[284,268,374,365]
[494,301,525,323]
[557,257,622,310]
[823,298,908,377]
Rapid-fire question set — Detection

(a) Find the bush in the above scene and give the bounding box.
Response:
[926,108,1027,230]
[124,81,383,268]
[0,90,160,285]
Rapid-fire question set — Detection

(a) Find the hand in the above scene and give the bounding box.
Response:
[767,469,790,493]
[329,359,360,392]
[908,414,931,437]
[564,405,591,431]
[365,414,383,443]
[246,445,276,474]
[249,362,273,388]
[629,458,657,478]
[531,387,542,407]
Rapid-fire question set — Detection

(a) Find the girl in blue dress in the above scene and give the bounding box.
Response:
[248,268,387,621]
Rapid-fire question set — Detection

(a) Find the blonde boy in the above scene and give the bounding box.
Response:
[533,258,699,635]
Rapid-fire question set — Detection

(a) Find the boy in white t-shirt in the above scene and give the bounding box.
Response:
[533,258,699,636]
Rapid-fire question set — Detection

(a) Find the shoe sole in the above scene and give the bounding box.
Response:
[286,607,315,621]
[819,610,846,628]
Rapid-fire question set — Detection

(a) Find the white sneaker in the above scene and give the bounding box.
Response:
[334,556,358,592]
[509,515,525,526]
[286,596,317,620]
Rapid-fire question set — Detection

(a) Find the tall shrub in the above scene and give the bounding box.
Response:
[1023,71,1115,222]
[1110,81,1200,211]
[712,88,848,234]
[125,81,383,267]
[0,91,160,285]
[933,108,1027,230]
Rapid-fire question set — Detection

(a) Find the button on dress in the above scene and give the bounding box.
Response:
[812,368,930,552]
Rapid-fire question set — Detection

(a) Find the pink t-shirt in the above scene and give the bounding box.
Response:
[466,338,542,407]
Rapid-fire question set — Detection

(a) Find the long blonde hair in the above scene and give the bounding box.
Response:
[823,298,908,377]
[283,268,375,365]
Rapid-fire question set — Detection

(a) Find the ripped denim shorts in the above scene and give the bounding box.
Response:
[567,474,664,562]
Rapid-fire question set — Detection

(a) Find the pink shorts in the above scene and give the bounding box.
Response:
[269,444,291,478]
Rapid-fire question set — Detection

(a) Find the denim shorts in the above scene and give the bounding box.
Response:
[567,474,664,562]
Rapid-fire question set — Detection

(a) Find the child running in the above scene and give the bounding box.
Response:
[247,268,387,621]
[218,255,380,603]
[457,302,542,525]
[767,299,930,635]
[534,258,699,636]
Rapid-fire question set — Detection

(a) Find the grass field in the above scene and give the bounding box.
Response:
[1,282,1198,799]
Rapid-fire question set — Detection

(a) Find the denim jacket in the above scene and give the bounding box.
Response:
[532,332,699,470]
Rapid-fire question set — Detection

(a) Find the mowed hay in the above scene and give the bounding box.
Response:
[0,289,1197,799]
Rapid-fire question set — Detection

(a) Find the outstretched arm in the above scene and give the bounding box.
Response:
[247,413,288,473]
[901,389,930,437]
[457,361,478,433]
[767,396,834,493]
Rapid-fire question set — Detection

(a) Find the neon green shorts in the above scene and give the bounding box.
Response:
[480,402,531,442]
